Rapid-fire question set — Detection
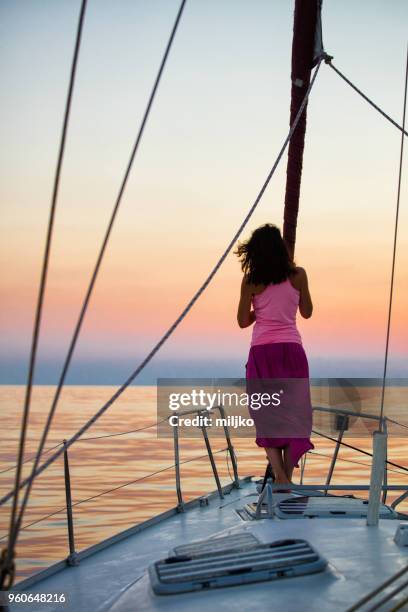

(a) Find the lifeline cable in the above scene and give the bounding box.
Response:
[0,447,228,542]
[312,429,408,474]
[0,418,167,475]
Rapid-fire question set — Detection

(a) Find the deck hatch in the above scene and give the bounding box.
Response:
[275,496,396,519]
[172,532,260,557]
[149,538,327,594]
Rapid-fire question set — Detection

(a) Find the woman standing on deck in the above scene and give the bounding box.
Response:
[235,223,314,486]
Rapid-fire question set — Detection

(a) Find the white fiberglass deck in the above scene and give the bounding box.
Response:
[11,478,408,612]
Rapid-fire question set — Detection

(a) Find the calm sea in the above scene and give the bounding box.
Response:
[1,385,407,584]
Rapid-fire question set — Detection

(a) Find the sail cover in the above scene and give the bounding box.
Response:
[283,0,323,258]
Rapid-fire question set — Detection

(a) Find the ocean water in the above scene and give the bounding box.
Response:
[1,385,407,584]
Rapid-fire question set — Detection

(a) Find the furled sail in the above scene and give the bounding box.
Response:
[283,0,323,258]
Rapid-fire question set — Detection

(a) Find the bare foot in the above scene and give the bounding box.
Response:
[274,477,291,485]
[274,477,292,493]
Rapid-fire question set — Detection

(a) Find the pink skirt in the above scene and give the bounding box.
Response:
[245,342,314,467]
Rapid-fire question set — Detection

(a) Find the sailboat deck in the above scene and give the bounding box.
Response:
[11,478,408,612]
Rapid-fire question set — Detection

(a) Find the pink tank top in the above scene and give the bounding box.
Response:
[251,279,302,346]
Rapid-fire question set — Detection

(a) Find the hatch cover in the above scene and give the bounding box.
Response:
[149,538,326,594]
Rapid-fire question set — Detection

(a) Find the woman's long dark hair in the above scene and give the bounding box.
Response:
[235,223,295,285]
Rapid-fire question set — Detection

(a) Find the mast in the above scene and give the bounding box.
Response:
[283,0,323,259]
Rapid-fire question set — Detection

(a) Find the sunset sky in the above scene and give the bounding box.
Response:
[1,0,407,384]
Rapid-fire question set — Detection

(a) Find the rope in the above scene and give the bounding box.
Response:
[1,0,88,591]
[0,59,323,512]
[0,419,167,476]
[10,0,188,564]
[0,448,228,542]
[379,45,408,427]
[325,56,408,137]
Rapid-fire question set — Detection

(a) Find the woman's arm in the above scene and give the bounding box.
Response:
[297,267,313,319]
[237,275,256,328]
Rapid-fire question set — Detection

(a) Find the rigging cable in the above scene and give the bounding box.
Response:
[0,59,324,511]
[0,418,168,476]
[0,0,88,591]
[379,45,408,428]
[7,0,188,581]
[0,448,229,542]
[325,55,408,137]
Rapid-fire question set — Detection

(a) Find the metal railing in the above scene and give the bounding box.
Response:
[0,412,240,573]
[62,440,78,567]
[53,407,240,563]
[312,406,393,509]
[171,405,240,510]
[3,402,408,576]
